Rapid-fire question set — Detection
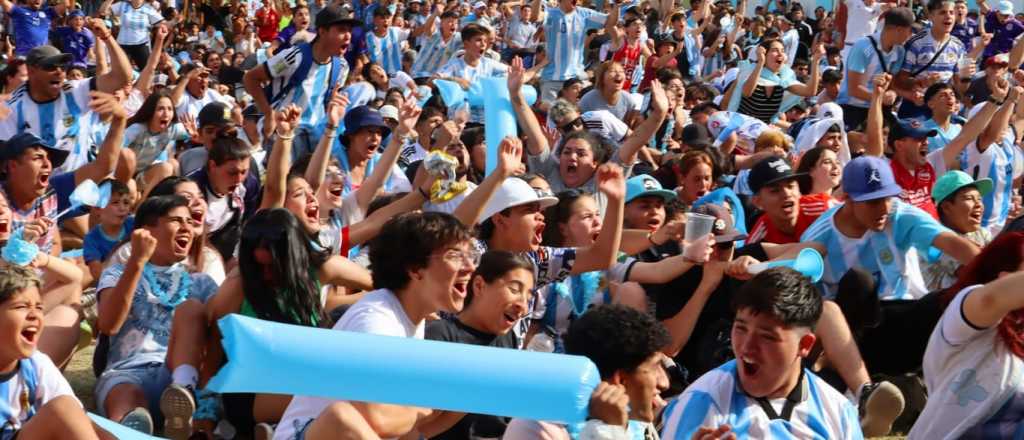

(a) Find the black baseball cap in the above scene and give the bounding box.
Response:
[316,4,361,29]
[26,45,72,69]
[0,133,69,168]
[749,156,806,194]
[692,203,747,244]
[198,102,234,128]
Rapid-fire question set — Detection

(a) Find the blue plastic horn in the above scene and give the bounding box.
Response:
[746,248,824,282]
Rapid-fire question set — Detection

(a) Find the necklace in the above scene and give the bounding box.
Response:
[142,264,192,308]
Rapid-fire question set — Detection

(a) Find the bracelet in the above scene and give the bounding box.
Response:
[417,187,430,199]
[276,132,295,140]
[325,125,338,132]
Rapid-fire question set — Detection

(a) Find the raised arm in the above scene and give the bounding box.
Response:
[603,2,620,37]
[933,231,981,266]
[617,79,669,164]
[963,267,1024,328]
[74,92,127,185]
[243,62,277,138]
[353,101,421,213]
[1008,34,1024,68]
[305,87,348,192]
[978,0,991,16]
[743,46,767,98]
[90,19,133,93]
[98,0,114,16]
[409,10,439,39]
[259,105,302,210]
[508,57,549,156]
[134,24,168,97]
[171,67,205,107]
[865,73,890,157]
[571,164,625,274]
[942,83,1003,169]
[452,137,523,226]
[979,86,1023,151]
[787,42,825,96]
[98,230,155,335]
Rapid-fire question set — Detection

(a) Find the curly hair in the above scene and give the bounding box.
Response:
[564,304,671,379]
[731,267,823,330]
[369,212,475,291]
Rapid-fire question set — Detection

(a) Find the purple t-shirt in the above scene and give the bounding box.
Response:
[952,18,978,53]
[55,27,95,66]
[983,11,1024,60]
[9,6,55,56]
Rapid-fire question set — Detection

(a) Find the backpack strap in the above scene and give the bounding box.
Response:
[911,36,951,77]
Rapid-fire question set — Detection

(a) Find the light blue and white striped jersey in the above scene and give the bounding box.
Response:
[366,26,411,75]
[960,133,1024,234]
[660,361,863,440]
[263,45,350,136]
[411,32,462,79]
[541,6,607,81]
[800,200,949,300]
[111,1,163,45]
[901,31,964,86]
[0,79,93,173]
[837,35,906,108]
[438,55,509,123]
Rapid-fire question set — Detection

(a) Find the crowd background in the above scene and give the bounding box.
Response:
[1,0,1024,438]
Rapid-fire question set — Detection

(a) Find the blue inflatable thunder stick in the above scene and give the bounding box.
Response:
[207,314,600,423]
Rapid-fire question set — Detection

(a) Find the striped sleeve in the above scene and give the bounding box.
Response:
[660,390,726,439]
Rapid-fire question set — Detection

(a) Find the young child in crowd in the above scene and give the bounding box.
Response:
[83,180,134,282]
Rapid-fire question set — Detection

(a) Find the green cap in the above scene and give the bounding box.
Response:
[932,170,993,204]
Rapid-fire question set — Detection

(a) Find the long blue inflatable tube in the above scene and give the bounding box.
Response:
[207,314,600,423]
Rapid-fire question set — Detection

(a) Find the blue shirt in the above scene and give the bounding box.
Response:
[922,118,962,153]
[83,217,134,264]
[801,199,950,300]
[54,27,95,66]
[275,23,315,53]
[9,6,55,56]
[366,26,411,75]
[951,18,978,53]
[837,35,906,108]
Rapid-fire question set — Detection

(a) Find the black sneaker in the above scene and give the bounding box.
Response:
[859,381,905,437]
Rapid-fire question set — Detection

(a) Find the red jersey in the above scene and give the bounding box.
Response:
[256,8,281,42]
[639,55,677,92]
[746,195,824,244]
[890,159,938,219]
[799,192,839,218]
[611,41,642,90]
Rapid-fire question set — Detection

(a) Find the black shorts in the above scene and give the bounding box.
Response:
[121,44,150,69]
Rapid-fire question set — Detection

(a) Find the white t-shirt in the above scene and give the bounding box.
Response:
[910,285,1024,439]
[844,0,882,44]
[176,88,231,121]
[0,351,79,434]
[273,289,423,440]
[111,1,163,45]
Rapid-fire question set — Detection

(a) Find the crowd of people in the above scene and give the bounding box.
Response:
[2,0,1024,438]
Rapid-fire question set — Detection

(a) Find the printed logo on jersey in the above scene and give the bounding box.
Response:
[879,248,894,265]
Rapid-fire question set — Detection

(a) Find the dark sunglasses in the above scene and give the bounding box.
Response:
[559,116,584,132]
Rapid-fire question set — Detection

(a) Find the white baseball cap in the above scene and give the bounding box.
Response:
[478,178,558,224]
[999,0,1014,15]
[379,105,399,121]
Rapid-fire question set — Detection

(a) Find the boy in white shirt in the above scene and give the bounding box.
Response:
[0,265,100,439]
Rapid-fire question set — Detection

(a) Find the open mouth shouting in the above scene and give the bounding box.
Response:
[532,222,545,246]
[172,232,192,256]
[19,324,39,349]
[0,218,10,236]
[449,277,472,311]
[37,172,50,188]
[305,202,320,225]
[500,305,526,330]
[781,199,796,217]
[739,355,760,380]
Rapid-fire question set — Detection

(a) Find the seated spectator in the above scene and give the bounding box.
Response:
[83,180,133,281]
[923,171,994,290]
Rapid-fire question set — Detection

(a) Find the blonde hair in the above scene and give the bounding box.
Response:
[755,130,792,153]
[594,60,624,90]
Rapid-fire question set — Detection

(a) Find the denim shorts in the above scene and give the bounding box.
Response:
[95,362,172,418]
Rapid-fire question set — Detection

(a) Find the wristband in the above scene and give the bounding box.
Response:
[990,96,1006,106]
[276,132,295,140]
[417,187,430,199]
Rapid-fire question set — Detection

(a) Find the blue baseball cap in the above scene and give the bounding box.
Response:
[68,9,85,18]
[842,156,902,202]
[342,105,391,139]
[0,133,69,168]
[625,174,676,204]
[888,119,938,144]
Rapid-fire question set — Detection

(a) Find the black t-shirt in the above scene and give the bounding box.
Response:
[425,317,517,440]
[200,4,231,31]
[635,243,768,378]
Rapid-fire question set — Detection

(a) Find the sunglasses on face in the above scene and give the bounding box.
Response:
[40,63,67,72]
[559,116,584,132]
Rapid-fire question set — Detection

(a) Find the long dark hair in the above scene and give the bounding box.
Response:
[126,90,178,130]
[238,208,330,327]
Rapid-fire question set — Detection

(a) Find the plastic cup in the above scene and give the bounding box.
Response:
[683,213,716,263]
